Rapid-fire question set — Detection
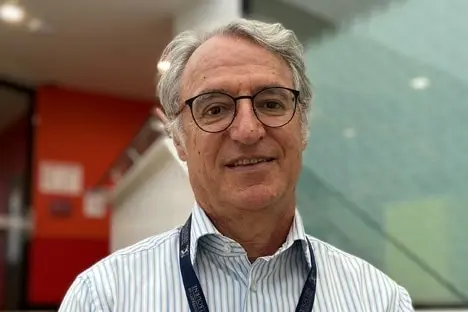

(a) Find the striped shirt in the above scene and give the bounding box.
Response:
[59,205,414,311]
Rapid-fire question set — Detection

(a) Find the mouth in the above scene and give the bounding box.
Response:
[226,157,276,168]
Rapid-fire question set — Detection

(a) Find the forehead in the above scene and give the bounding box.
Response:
[180,35,293,98]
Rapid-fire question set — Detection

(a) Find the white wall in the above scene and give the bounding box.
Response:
[110,138,194,251]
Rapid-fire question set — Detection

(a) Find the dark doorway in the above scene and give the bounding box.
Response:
[0,79,34,310]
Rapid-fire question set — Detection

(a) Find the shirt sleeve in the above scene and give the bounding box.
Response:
[58,276,99,312]
[397,285,415,312]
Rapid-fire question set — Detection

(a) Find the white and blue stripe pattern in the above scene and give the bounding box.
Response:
[59,205,414,311]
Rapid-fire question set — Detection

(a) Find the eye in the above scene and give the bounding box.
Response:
[199,102,234,119]
[258,100,285,110]
[205,104,226,116]
[265,101,282,109]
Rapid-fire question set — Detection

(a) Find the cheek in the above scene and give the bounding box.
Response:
[189,132,220,177]
[286,142,303,169]
[279,128,303,168]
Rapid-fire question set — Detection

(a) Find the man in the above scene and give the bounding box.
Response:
[60,19,414,311]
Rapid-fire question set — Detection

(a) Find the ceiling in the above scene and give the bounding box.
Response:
[0,0,194,101]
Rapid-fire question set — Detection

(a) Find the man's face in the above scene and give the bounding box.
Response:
[175,35,305,211]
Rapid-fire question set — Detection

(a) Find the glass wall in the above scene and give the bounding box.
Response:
[247,0,468,306]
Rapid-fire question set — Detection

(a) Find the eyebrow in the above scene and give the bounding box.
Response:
[196,83,287,96]
[252,84,287,94]
[196,87,231,95]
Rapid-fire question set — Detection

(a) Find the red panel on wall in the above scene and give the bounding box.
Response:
[28,238,109,305]
[29,86,152,305]
[33,86,151,240]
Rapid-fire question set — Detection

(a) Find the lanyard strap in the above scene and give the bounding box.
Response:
[179,215,317,312]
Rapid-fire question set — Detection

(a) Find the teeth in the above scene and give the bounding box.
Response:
[233,158,268,167]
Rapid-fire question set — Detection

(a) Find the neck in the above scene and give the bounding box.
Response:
[202,201,296,260]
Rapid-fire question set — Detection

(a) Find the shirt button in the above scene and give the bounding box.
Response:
[250,281,257,292]
[224,244,232,253]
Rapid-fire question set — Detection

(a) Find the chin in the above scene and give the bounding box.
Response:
[228,184,283,210]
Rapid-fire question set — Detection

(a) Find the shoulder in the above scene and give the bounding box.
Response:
[307,235,414,311]
[85,227,179,277]
[307,234,380,274]
[65,228,180,304]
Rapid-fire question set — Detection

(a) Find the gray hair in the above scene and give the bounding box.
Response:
[156,19,313,144]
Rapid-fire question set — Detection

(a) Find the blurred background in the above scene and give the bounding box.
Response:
[0,0,467,311]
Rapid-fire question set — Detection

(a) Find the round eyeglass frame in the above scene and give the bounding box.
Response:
[180,86,300,133]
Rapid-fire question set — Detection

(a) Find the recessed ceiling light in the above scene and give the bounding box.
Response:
[410,76,430,90]
[0,2,25,24]
[157,60,170,73]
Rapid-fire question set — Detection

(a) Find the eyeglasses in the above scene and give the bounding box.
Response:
[182,87,300,133]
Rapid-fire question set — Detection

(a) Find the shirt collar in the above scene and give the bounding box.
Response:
[188,204,312,268]
[189,203,222,264]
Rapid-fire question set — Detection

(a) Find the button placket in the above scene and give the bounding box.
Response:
[249,260,264,293]
[250,280,257,292]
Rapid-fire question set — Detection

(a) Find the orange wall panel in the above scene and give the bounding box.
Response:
[32,86,151,240]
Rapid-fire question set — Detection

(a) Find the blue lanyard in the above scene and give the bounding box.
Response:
[179,215,317,312]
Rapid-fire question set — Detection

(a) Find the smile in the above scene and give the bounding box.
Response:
[226,157,275,168]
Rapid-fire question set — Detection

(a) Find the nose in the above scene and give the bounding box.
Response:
[228,99,265,145]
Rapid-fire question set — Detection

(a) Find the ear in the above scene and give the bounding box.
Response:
[154,106,169,132]
[173,134,188,162]
[154,106,188,161]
